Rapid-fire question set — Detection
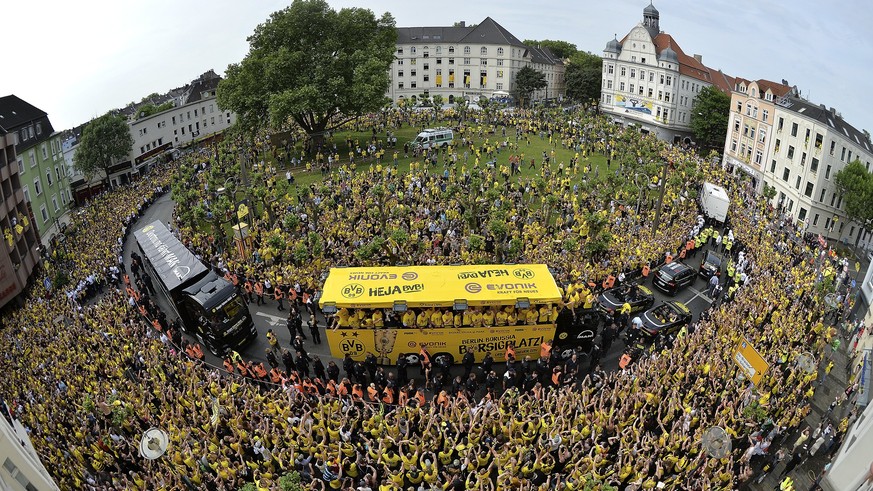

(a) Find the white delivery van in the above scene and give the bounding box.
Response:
[410,128,453,150]
[700,182,730,223]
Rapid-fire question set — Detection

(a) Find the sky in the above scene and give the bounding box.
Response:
[3,0,871,134]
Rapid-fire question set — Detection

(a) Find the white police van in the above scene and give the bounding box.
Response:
[410,128,453,150]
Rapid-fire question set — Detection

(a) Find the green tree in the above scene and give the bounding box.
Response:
[512,66,547,108]
[217,0,397,147]
[834,159,873,245]
[689,86,731,152]
[73,112,133,187]
[522,39,577,59]
[565,51,602,103]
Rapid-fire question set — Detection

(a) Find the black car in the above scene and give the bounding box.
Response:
[596,284,655,314]
[652,262,696,295]
[698,250,724,280]
[639,301,692,338]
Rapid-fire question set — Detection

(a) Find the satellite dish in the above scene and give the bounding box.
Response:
[139,427,169,460]
[701,426,731,459]
[795,352,816,374]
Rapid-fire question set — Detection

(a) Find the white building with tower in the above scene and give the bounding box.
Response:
[600,2,734,144]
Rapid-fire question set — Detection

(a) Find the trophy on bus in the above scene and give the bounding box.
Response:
[375,329,399,365]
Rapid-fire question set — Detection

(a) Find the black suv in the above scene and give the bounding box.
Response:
[652,262,696,295]
[698,250,724,281]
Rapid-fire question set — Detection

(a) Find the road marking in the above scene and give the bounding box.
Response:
[686,286,713,305]
[255,312,285,327]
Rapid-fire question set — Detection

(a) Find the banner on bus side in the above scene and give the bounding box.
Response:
[326,324,557,365]
[319,264,561,309]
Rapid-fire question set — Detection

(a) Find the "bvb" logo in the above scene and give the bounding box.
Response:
[513,268,535,279]
[341,283,364,299]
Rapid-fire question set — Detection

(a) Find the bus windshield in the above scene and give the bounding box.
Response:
[213,294,245,324]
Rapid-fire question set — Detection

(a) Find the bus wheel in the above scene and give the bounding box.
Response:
[433,352,455,365]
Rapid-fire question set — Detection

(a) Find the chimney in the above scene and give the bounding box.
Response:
[863,130,870,141]
[781,79,788,86]
[693,54,702,63]
[829,107,836,115]
[458,21,465,27]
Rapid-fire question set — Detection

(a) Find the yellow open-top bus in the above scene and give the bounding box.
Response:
[319,264,565,365]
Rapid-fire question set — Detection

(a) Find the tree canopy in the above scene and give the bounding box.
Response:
[73,112,133,184]
[834,159,873,233]
[217,0,396,140]
[565,51,603,103]
[512,66,547,108]
[522,39,577,59]
[689,86,731,151]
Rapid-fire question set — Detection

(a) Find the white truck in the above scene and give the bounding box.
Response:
[700,182,730,223]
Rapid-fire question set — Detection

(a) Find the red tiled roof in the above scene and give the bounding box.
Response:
[733,77,793,97]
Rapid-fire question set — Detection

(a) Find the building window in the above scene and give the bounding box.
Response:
[436,58,442,64]
[607,80,613,89]
[410,70,416,77]
[798,207,808,221]
[629,84,635,93]
[620,82,625,91]
[497,70,504,78]
[762,109,769,122]
[41,205,49,224]
[463,58,470,65]
[746,104,752,116]
[731,140,737,152]
[621,67,626,77]
[787,145,795,160]
[410,81,416,88]
[52,195,59,212]
[841,147,846,161]
[736,101,742,112]
[791,122,798,137]
[435,46,442,54]
[665,76,672,86]
[734,119,741,132]
[398,82,404,89]
[777,117,784,132]
[397,70,404,77]
[782,168,790,181]
[410,47,416,54]
[819,189,826,202]
[423,73,429,81]
[830,194,836,207]
[648,88,653,98]
[464,46,470,54]
[397,48,403,55]
[481,58,487,66]
[770,160,777,173]
[755,150,762,164]
[804,182,814,197]
[810,158,819,173]
[630,69,636,78]
[46,170,53,186]
[607,64,614,74]
[825,165,831,179]
[795,176,801,189]
[410,58,416,65]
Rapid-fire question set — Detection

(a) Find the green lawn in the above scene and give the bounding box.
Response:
[264,119,611,193]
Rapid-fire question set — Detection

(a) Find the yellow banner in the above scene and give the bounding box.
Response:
[436,75,442,86]
[481,76,487,86]
[320,264,561,309]
[733,337,770,386]
[326,324,556,364]
[237,203,249,219]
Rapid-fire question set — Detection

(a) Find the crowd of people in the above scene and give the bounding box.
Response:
[0,106,859,491]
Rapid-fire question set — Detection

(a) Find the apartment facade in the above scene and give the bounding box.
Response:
[722,78,795,193]
[0,96,72,247]
[0,129,41,310]
[600,3,733,143]
[390,18,565,105]
[751,96,873,245]
[724,88,873,245]
[1,399,59,490]
[65,70,234,197]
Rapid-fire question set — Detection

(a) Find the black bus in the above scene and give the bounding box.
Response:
[133,221,256,356]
